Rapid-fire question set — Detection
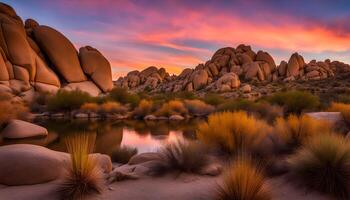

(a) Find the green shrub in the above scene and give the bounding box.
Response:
[47,90,93,112]
[217,99,255,112]
[108,87,140,107]
[289,134,350,199]
[202,93,225,106]
[266,91,320,114]
[111,146,138,164]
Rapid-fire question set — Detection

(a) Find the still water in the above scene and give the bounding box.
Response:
[0,119,203,156]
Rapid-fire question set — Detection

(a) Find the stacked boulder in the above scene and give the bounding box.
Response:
[0,3,113,100]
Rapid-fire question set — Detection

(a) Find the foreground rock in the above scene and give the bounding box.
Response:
[1,120,48,139]
[0,144,112,186]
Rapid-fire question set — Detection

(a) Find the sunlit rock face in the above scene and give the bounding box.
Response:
[115,44,350,93]
[0,3,113,100]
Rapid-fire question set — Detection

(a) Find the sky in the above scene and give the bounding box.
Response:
[4,0,350,79]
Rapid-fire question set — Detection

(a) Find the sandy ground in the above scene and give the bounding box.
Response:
[0,175,334,200]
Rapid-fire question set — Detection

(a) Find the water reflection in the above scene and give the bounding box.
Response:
[0,119,203,155]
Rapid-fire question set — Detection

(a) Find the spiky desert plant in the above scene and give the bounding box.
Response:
[216,156,271,200]
[289,134,350,199]
[197,111,271,155]
[59,134,104,200]
[274,114,332,147]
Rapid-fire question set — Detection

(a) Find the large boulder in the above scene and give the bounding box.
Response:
[190,69,208,90]
[63,81,101,97]
[287,53,304,77]
[1,120,48,139]
[33,25,86,82]
[256,51,276,71]
[79,46,113,92]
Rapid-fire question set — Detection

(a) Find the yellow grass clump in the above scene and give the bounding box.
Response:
[99,101,127,114]
[59,134,104,200]
[274,114,332,146]
[289,134,350,199]
[216,157,271,200]
[328,102,350,124]
[197,111,271,154]
[156,100,188,117]
[133,99,154,118]
[80,103,99,113]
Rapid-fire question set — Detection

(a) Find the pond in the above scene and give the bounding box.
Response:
[0,119,204,156]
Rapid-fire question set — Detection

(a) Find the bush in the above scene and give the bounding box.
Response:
[328,102,350,124]
[266,90,320,114]
[151,140,208,175]
[59,134,104,200]
[99,102,127,115]
[108,87,140,107]
[111,146,138,164]
[217,99,254,112]
[197,111,271,154]
[155,100,188,117]
[289,134,350,199]
[202,93,225,106]
[216,156,271,200]
[274,114,332,147]
[133,99,154,118]
[184,99,214,116]
[80,103,99,113]
[252,102,283,123]
[47,90,93,112]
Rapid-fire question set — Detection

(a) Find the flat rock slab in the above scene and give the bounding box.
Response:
[1,120,48,139]
[305,112,343,124]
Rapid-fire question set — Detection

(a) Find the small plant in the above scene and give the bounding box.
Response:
[197,111,271,155]
[216,156,271,200]
[133,99,154,118]
[47,90,93,113]
[289,134,350,199]
[151,140,208,175]
[184,99,214,116]
[251,102,283,123]
[155,100,188,117]
[80,103,99,113]
[99,101,127,115]
[108,87,140,107]
[111,146,138,164]
[266,90,320,114]
[59,134,104,200]
[274,114,332,147]
[217,99,254,112]
[328,102,350,124]
[202,93,225,106]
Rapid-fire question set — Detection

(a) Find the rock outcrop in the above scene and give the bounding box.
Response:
[1,119,48,139]
[0,3,113,100]
[115,44,350,93]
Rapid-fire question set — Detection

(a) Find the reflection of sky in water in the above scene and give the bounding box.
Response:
[121,128,184,153]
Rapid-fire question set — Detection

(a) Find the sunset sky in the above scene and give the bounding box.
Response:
[5,0,350,79]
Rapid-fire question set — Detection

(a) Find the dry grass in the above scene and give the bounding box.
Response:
[80,103,99,113]
[184,99,215,116]
[328,102,350,124]
[155,100,188,117]
[289,134,350,199]
[274,114,332,147]
[150,139,208,175]
[133,99,154,118]
[216,156,271,200]
[99,101,127,114]
[111,146,138,164]
[197,111,271,154]
[59,134,104,200]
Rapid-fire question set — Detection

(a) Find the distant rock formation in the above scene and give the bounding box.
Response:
[116,44,350,93]
[0,3,113,100]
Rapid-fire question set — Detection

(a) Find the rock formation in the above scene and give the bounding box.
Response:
[0,3,113,100]
[115,44,350,93]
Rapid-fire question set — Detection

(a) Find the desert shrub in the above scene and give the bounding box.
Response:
[328,102,350,124]
[202,93,225,106]
[252,102,283,123]
[274,114,332,147]
[59,134,104,200]
[47,90,93,113]
[133,99,154,118]
[184,99,215,116]
[266,90,320,114]
[289,134,350,199]
[336,94,350,104]
[151,139,208,175]
[108,87,140,107]
[216,156,271,200]
[155,100,188,117]
[197,111,271,155]
[80,103,99,113]
[217,99,254,112]
[98,102,127,115]
[111,146,138,164]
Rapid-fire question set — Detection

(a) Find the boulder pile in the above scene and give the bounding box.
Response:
[115,44,350,93]
[0,3,113,100]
